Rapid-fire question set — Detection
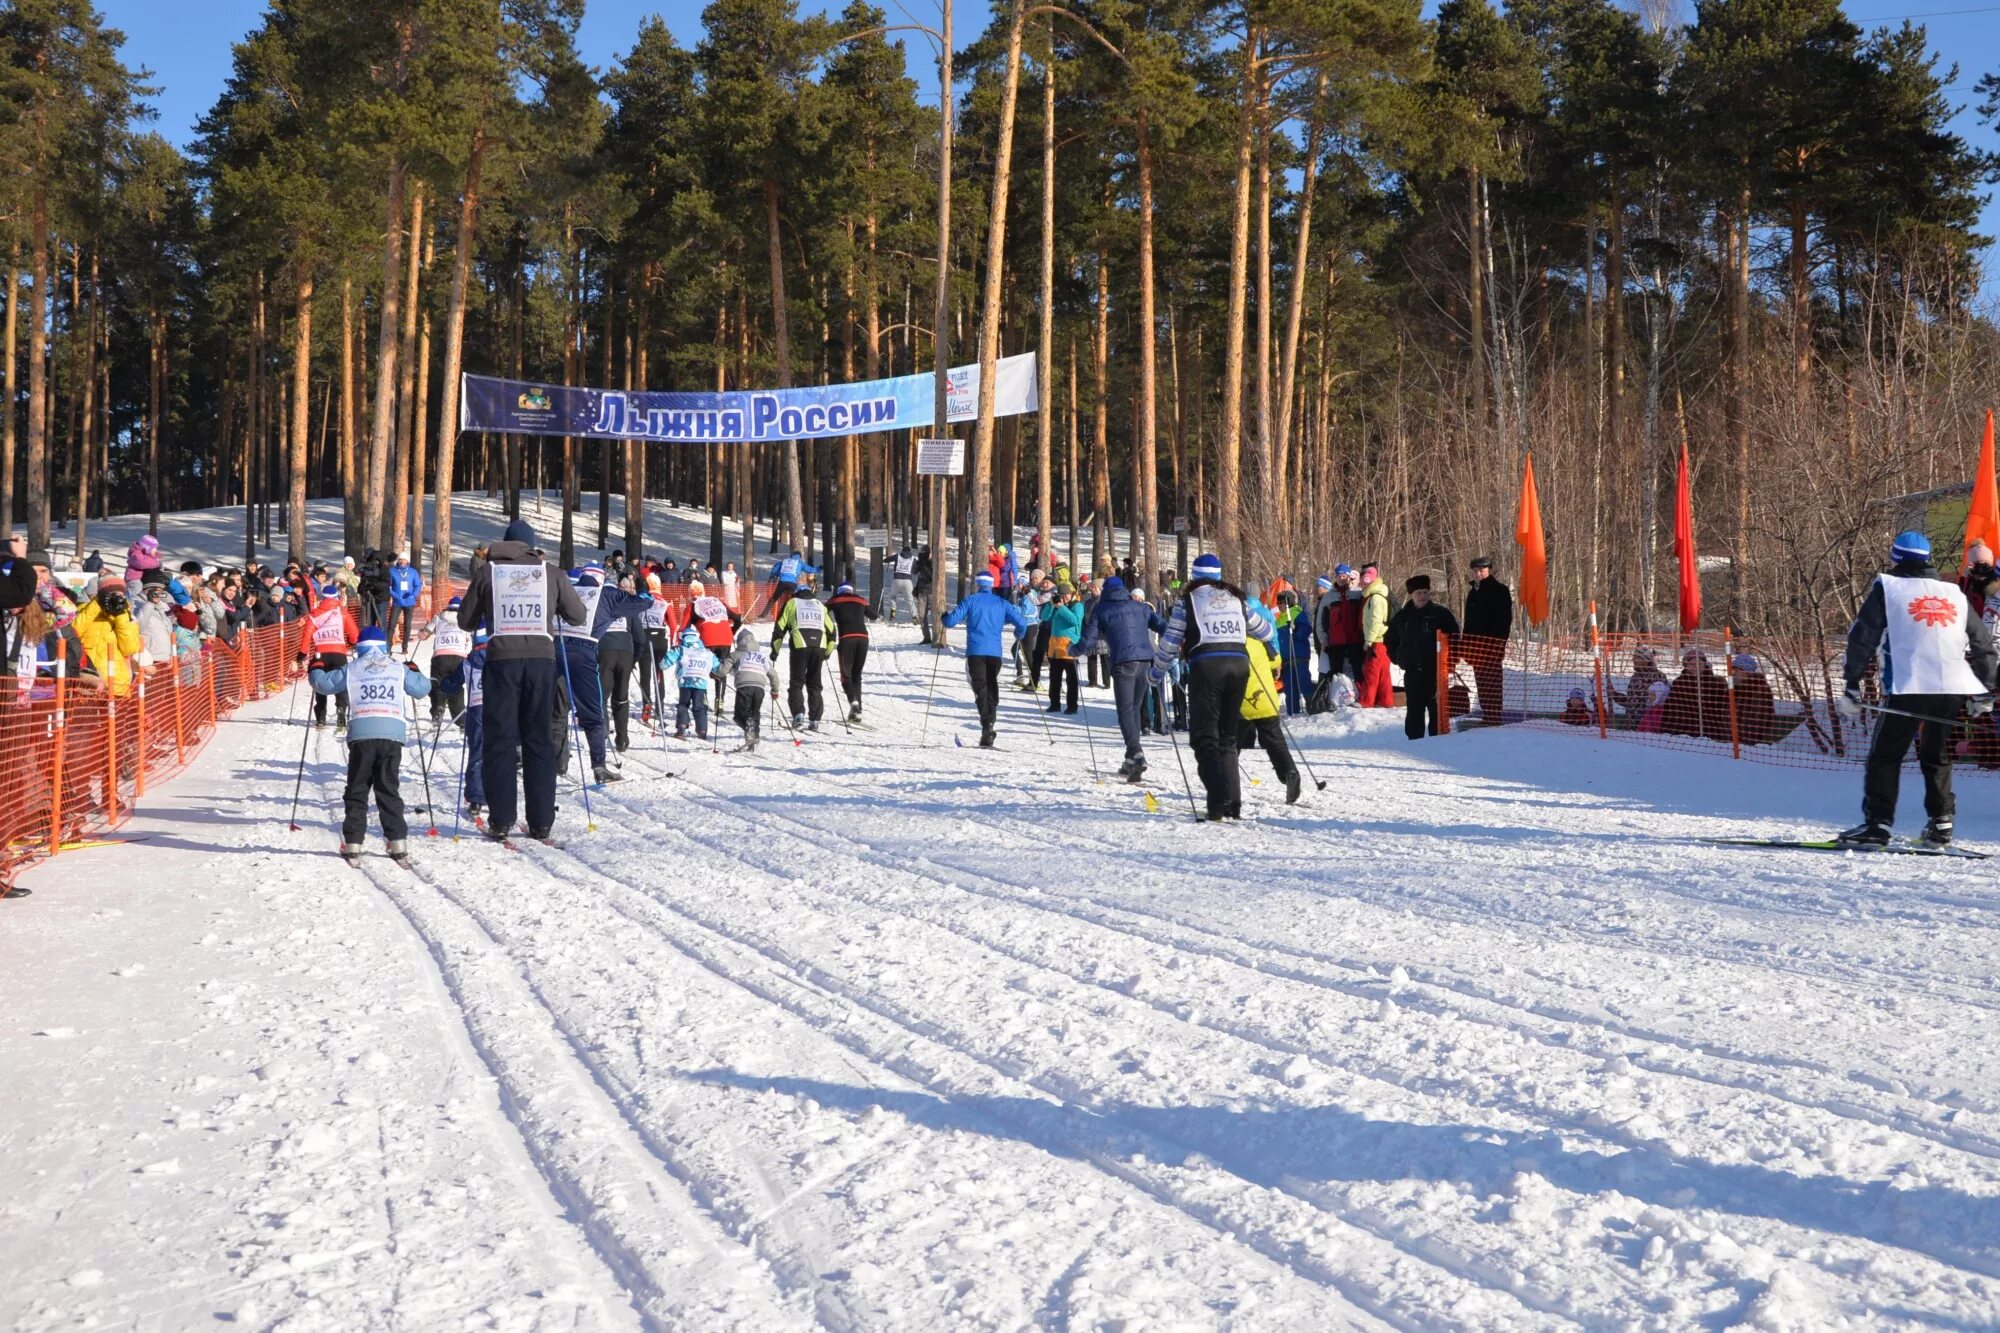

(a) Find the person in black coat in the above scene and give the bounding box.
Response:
[1462,556,1514,724]
[1388,575,1461,740]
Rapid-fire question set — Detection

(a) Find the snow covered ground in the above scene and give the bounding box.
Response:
[9,618,2000,1329]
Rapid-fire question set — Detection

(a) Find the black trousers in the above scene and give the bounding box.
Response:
[1404,668,1441,739]
[558,638,607,767]
[836,638,869,707]
[1048,657,1078,711]
[343,738,408,846]
[734,684,765,738]
[312,652,349,724]
[430,653,464,720]
[386,604,415,651]
[788,635,826,720]
[482,655,559,836]
[966,655,1002,730]
[1189,654,1250,817]
[1237,715,1297,783]
[641,629,669,713]
[1864,694,1959,826]
[1029,625,1049,686]
[600,645,634,749]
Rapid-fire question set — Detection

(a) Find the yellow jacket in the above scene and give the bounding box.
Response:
[74,600,144,695]
[1241,637,1282,721]
[1360,577,1392,647]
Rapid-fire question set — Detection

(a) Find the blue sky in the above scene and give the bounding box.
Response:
[100,0,2000,263]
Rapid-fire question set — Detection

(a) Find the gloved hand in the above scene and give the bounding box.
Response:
[1837,686,1864,719]
[1970,694,1995,718]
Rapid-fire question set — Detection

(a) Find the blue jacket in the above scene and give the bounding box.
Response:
[771,555,820,585]
[943,590,1034,657]
[310,653,431,744]
[388,565,423,608]
[1076,584,1157,666]
[587,583,655,641]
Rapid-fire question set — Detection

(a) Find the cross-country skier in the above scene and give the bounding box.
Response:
[774,581,832,730]
[427,594,472,721]
[1239,607,1304,804]
[888,546,920,624]
[559,561,652,781]
[688,581,738,709]
[298,581,358,729]
[1151,553,1275,819]
[1836,530,2000,846]
[728,624,780,751]
[943,570,1035,747]
[454,517,589,844]
[310,626,431,864]
[667,626,715,740]
[596,573,652,754]
[459,628,490,823]
[1076,574,1157,780]
[826,581,875,721]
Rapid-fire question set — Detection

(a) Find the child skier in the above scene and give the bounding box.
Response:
[459,628,490,823]
[1238,623,1303,804]
[668,626,716,740]
[428,594,473,721]
[309,625,432,864]
[728,624,781,751]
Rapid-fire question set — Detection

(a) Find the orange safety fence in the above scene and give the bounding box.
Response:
[1,620,308,898]
[1433,624,1996,774]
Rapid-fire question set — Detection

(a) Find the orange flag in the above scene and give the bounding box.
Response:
[1675,441,1701,633]
[1514,451,1550,625]
[1965,409,1999,570]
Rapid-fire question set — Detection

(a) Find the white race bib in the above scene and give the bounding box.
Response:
[893,555,915,577]
[467,659,484,708]
[432,621,473,656]
[346,654,405,721]
[311,605,347,648]
[694,595,729,623]
[1879,575,1986,696]
[493,565,550,639]
[560,582,603,641]
[793,599,826,633]
[1189,585,1246,645]
[735,648,771,678]
[643,597,668,629]
[679,646,715,684]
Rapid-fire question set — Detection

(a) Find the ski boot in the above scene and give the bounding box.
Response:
[978,726,996,748]
[807,719,821,733]
[1285,772,1303,805]
[793,712,807,731]
[386,839,412,869]
[1921,817,1954,847]
[850,702,863,723]
[592,765,624,784]
[339,842,365,864]
[526,827,561,849]
[1837,821,1892,847]
[465,801,484,822]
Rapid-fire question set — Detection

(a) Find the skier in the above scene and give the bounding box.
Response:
[1836,530,1999,847]
[1077,574,1159,779]
[728,624,780,750]
[1239,626,1303,804]
[942,570,1035,747]
[310,626,432,864]
[913,547,936,644]
[595,571,654,754]
[888,545,920,624]
[640,589,671,724]
[1386,575,1460,740]
[1150,553,1275,819]
[688,581,738,709]
[386,551,422,655]
[562,562,653,776]
[1463,556,1513,724]
[459,628,491,824]
[826,581,875,721]
[428,594,472,722]
[667,626,715,740]
[298,581,358,729]
[774,580,832,730]
[454,517,589,844]
[770,549,812,620]
[1357,563,1395,708]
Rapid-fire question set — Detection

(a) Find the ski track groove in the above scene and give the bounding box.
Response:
[587,756,2000,1290]
[497,822,1544,1331]
[304,759,817,1333]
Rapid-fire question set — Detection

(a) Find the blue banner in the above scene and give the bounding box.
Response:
[459,353,1038,445]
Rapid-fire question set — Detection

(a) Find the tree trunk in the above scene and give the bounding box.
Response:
[388,186,424,554]
[598,269,613,553]
[766,177,805,552]
[1091,248,1111,575]
[1467,166,1485,453]
[2,247,16,528]
[970,0,1027,571]
[1252,65,1274,544]
[289,275,314,565]
[410,241,432,568]
[341,279,362,556]
[1218,33,1257,570]
[1274,79,1325,551]
[1067,336,1080,572]
[1037,21,1056,575]
[1135,108,1160,593]
[1789,195,1809,407]
[630,269,649,561]
[929,1,954,629]
[27,190,50,549]
[1731,181,1751,625]
[73,249,95,558]
[363,161,408,552]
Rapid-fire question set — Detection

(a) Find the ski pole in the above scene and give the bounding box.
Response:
[1274,706,1327,791]
[286,679,315,832]
[1163,696,1202,820]
[558,640,596,832]
[1078,686,1104,783]
[1858,699,1970,726]
[451,713,469,842]
[407,692,439,837]
[920,633,946,745]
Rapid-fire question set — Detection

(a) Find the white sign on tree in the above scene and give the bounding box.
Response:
[916,438,965,476]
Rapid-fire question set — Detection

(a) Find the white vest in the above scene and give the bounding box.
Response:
[1879,574,1987,696]
[346,652,406,721]
[431,615,472,657]
[734,647,771,681]
[893,553,916,578]
[792,599,826,634]
[693,595,729,624]
[560,581,602,641]
[492,564,551,639]
[1188,584,1247,645]
[310,602,348,650]
[678,644,715,686]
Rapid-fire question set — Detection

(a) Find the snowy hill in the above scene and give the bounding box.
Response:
[6,544,2000,1327]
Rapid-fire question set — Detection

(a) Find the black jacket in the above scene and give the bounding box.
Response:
[1387,600,1460,674]
[1464,578,1513,641]
[826,591,875,639]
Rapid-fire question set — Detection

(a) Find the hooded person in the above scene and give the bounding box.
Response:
[1150,553,1277,819]
[825,581,876,721]
[1312,566,1365,691]
[1076,574,1157,779]
[1836,529,2000,846]
[1560,686,1593,726]
[428,594,473,721]
[1638,679,1671,733]
[560,560,652,777]
[1615,645,1668,729]
[1043,583,1086,715]
[454,516,590,843]
[773,580,834,729]
[132,582,175,662]
[309,625,432,862]
[666,625,716,740]
[74,582,143,695]
[942,570,1036,746]
[1662,648,1730,743]
[124,533,162,591]
[459,628,492,821]
[726,624,780,750]
[1237,615,1303,804]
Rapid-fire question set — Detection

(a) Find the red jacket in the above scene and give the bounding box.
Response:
[690,594,736,650]
[298,591,357,663]
[1319,593,1363,647]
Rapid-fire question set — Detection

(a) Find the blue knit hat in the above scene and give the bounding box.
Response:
[975,571,995,589]
[1315,574,1334,592]
[1102,575,1125,596]
[1891,530,1932,564]
[1191,553,1222,581]
[1335,564,1355,578]
[356,626,388,652]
